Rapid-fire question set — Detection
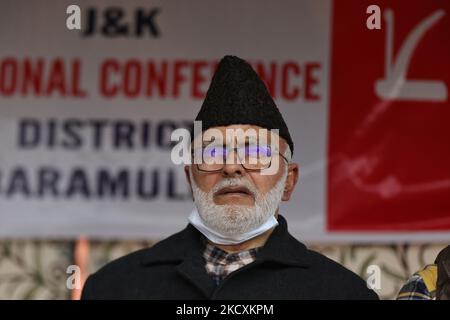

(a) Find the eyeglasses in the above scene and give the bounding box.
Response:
[192,144,290,172]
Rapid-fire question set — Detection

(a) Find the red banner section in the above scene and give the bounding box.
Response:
[328,0,450,231]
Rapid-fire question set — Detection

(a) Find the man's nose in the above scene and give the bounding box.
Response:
[221,149,244,177]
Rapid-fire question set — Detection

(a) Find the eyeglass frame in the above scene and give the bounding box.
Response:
[191,144,291,173]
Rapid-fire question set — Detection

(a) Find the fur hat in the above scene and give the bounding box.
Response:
[194,55,294,154]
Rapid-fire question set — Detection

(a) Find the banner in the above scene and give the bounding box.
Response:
[0,0,448,242]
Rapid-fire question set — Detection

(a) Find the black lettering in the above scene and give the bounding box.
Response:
[167,169,186,200]
[137,169,158,199]
[114,120,135,149]
[38,167,60,197]
[89,119,108,150]
[83,8,97,37]
[97,168,129,198]
[141,121,151,149]
[7,167,30,197]
[102,8,128,37]
[47,119,57,150]
[65,168,90,198]
[18,118,40,149]
[157,121,177,150]
[62,119,83,149]
[135,8,160,37]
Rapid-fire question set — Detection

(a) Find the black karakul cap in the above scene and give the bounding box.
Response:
[194,55,294,154]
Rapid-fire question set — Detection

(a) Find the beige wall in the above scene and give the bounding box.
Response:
[0,240,446,299]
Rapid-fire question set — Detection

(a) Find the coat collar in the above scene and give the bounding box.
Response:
[256,215,312,268]
[141,214,312,268]
[141,218,215,297]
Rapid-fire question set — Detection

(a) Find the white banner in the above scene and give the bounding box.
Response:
[0,0,449,242]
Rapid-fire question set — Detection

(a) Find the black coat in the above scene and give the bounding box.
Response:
[81,215,378,299]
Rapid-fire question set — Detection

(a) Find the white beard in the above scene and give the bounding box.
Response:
[189,168,288,237]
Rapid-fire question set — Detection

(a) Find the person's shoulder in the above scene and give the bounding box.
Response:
[80,246,149,299]
[90,229,186,277]
[306,248,360,280]
[304,247,379,299]
[92,246,150,277]
[397,264,436,300]
[81,228,188,299]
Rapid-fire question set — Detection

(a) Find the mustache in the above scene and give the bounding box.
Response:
[211,178,258,197]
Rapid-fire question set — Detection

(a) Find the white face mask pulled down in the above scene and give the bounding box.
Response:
[188,168,288,245]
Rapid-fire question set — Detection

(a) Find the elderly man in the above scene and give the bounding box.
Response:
[81,56,378,299]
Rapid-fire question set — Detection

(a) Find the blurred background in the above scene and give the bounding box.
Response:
[0,0,448,299]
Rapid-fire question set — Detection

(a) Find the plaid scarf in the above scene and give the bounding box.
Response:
[203,241,259,286]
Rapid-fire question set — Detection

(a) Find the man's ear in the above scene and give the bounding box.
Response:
[184,165,194,199]
[282,163,299,201]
